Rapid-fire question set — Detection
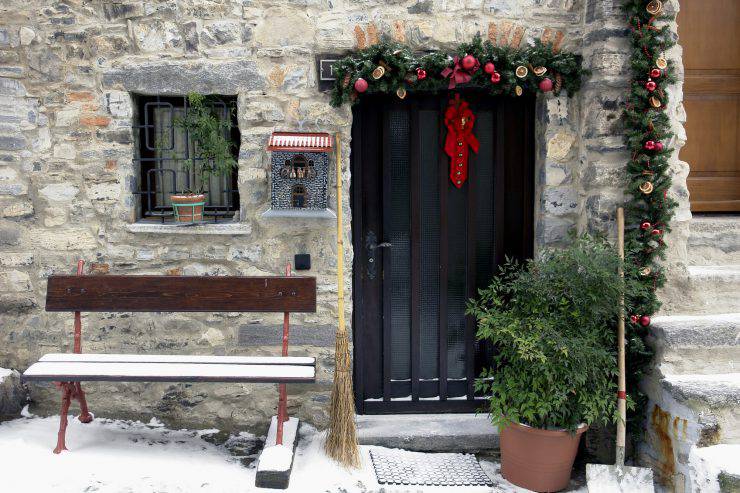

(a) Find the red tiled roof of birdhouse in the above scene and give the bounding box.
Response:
[267,132,333,152]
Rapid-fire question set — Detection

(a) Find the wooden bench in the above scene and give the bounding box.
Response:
[22,260,316,489]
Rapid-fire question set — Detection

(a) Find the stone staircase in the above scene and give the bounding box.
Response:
[640,216,740,493]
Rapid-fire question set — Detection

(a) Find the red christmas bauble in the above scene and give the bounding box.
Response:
[652,228,662,236]
[630,315,639,324]
[644,140,656,150]
[640,315,651,327]
[539,78,554,92]
[484,62,496,74]
[641,221,652,230]
[654,141,664,151]
[416,68,427,81]
[354,78,368,93]
[646,80,657,91]
[490,72,501,84]
[650,68,662,78]
[462,55,477,70]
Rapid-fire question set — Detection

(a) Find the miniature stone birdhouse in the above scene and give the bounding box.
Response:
[262,132,335,219]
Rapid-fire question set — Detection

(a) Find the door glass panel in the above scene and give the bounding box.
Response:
[447,173,467,385]
[473,108,497,381]
[419,109,440,386]
[388,108,411,384]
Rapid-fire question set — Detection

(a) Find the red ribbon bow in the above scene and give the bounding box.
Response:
[441,56,478,89]
[444,96,479,188]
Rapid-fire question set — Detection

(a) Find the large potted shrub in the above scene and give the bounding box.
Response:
[171,93,237,222]
[468,235,636,492]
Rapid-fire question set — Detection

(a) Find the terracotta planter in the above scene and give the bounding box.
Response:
[171,194,206,223]
[500,421,588,492]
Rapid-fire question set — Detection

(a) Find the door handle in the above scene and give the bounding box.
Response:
[365,231,391,280]
[368,241,392,250]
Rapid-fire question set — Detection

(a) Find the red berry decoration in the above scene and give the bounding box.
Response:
[539,78,554,92]
[354,78,368,93]
[654,141,664,151]
[490,72,501,84]
[652,228,662,236]
[650,68,662,78]
[644,140,656,151]
[646,80,657,91]
[640,315,651,327]
[641,221,652,230]
[462,54,477,71]
[630,315,639,324]
[484,62,496,74]
[416,68,427,81]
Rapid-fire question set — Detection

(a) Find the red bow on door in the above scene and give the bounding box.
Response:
[444,96,479,188]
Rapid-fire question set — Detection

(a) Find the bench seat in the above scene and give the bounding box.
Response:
[38,353,316,366]
[23,354,316,383]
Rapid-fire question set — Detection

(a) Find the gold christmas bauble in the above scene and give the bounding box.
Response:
[515,85,523,96]
[646,0,663,15]
[515,66,528,78]
[639,181,654,194]
[372,66,385,79]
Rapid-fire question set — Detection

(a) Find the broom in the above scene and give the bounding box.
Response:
[324,133,361,468]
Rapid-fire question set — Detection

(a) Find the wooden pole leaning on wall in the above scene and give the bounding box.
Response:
[324,133,361,468]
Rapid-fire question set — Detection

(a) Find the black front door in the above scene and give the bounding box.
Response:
[351,92,535,414]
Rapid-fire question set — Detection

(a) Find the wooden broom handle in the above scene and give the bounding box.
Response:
[616,207,626,466]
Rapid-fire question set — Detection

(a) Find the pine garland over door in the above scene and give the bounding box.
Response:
[330,35,586,107]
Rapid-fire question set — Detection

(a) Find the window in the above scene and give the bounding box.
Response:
[291,184,307,208]
[132,95,240,222]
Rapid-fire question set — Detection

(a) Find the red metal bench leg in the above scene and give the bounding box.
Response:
[276,262,292,446]
[74,382,93,423]
[53,383,74,454]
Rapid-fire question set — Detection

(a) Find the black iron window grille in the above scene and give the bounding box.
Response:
[132,94,240,223]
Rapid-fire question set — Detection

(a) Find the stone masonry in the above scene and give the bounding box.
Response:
[0,0,690,446]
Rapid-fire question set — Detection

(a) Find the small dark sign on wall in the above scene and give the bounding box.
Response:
[316,54,341,92]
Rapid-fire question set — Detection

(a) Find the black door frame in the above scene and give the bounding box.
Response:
[351,91,535,414]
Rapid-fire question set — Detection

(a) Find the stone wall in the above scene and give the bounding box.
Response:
[0,0,689,433]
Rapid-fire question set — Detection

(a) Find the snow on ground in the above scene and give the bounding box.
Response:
[0,409,585,492]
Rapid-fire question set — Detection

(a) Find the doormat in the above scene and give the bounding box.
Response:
[369,449,493,487]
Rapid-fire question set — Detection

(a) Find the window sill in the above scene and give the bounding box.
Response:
[261,208,336,220]
[126,222,252,236]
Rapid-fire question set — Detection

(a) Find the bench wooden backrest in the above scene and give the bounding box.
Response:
[46,275,316,313]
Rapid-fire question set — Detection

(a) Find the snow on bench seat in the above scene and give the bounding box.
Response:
[39,353,315,366]
[22,361,315,383]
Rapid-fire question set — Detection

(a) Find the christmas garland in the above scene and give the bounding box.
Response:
[622,0,677,441]
[330,34,586,107]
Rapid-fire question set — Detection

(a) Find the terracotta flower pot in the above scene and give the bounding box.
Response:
[500,421,588,492]
[171,193,206,223]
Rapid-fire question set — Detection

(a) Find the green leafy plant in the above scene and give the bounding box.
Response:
[173,93,237,194]
[468,235,646,433]
[330,34,587,106]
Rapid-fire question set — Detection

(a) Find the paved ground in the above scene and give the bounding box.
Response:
[0,410,587,492]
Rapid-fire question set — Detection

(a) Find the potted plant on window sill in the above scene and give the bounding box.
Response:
[468,235,635,492]
[171,93,237,223]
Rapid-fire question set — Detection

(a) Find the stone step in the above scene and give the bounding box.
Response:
[682,266,740,315]
[690,444,740,493]
[688,215,740,265]
[356,413,499,453]
[648,314,740,374]
[640,374,740,491]
[661,373,740,444]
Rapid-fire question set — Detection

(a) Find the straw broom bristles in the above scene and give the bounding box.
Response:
[324,133,361,468]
